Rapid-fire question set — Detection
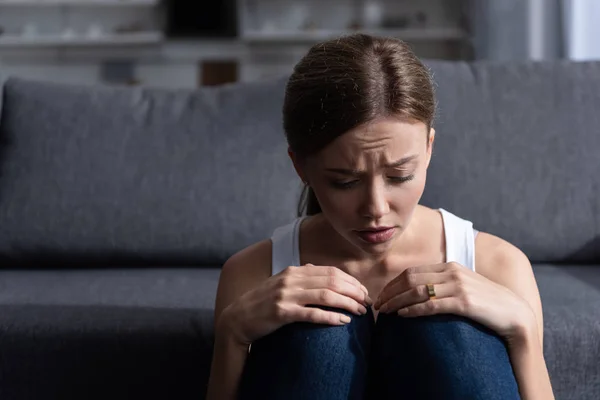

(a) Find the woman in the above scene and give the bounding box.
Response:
[207,34,554,399]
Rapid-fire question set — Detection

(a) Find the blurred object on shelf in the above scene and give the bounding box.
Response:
[165,0,237,38]
[300,20,318,32]
[289,1,308,30]
[260,20,277,32]
[100,60,140,85]
[22,22,38,37]
[114,22,146,34]
[458,11,471,35]
[86,24,104,38]
[347,19,362,31]
[414,11,427,28]
[61,27,76,39]
[201,60,238,86]
[381,15,410,29]
[362,0,383,29]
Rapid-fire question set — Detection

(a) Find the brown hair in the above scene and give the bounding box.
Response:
[282,33,436,216]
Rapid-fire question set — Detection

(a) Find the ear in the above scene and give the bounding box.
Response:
[425,128,436,169]
[288,147,308,184]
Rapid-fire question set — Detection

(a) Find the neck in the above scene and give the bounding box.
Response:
[305,212,419,273]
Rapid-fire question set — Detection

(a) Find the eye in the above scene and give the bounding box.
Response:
[330,180,359,189]
[388,175,415,183]
[330,175,415,189]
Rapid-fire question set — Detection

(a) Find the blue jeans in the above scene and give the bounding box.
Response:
[238,306,521,400]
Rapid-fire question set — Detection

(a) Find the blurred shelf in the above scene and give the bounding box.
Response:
[0,0,159,6]
[0,31,164,47]
[241,28,467,43]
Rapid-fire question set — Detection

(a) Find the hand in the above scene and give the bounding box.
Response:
[223,264,373,346]
[373,262,535,341]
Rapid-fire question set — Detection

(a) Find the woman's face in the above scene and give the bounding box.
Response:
[293,116,435,257]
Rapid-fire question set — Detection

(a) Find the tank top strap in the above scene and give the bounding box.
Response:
[270,217,307,276]
[438,208,477,272]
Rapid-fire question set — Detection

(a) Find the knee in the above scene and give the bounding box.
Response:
[250,305,373,353]
[377,313,500,342]
[374,313,512,368]
[370,314,520,399]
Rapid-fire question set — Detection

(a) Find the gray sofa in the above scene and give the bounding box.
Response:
[0,60,598,400]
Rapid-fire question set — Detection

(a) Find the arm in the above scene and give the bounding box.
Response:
[206,240,272,400]
[508,322,555,400]
[206,308,251,400]
[475,232,554,400]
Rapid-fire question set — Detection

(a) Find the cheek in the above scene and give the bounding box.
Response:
[411,173,427,194]
[312,184,356,213]
[387,181,425,211]
[309,182,360,219]
[404,173,427,199]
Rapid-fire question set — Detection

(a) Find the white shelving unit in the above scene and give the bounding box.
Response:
[0,31,163,47]
[0,0,473,87]
[237,0,470,41]
[0,0,159,6]
[236,0,472,82]
[0,0,163,50]
[242,28,467,44]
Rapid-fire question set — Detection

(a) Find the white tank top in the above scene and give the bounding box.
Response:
[270,208,478,276]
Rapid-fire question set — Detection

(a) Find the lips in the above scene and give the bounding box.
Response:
[355,227,396,244]
[360,227,394,232]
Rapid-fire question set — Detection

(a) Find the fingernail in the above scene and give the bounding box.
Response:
[340,315,351,324]
[379,304,388,313]
[365,296,373,306]
[359,305,367,315]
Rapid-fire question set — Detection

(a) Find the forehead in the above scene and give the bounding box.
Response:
[314,117,427,166]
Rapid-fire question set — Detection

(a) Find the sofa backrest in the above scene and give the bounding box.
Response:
[0,61,599,266]
[422,60,600,264]
[0,76,300,267]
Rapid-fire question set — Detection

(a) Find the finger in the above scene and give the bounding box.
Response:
[379,263,447,293]
[376,271,450,308]
[300,265,372,303]
[396,297,460,318]
[303,265,370,297]
[297,288,368,316]
[379,282,453,313]
[302,276,370,307]
[293,305,353,326]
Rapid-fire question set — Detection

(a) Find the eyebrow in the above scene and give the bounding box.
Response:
[325,154,419,175]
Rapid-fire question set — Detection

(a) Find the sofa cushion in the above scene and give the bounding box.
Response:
[0,77,301,267]
[422,61,600,263]
[532,265,600,400]
[0,265,598,399]
[0,267,221,400]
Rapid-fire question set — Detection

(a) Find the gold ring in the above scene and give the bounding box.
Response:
[426,283,437,300]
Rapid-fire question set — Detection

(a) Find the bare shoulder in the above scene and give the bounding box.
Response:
[475,231,544,340]
[475,232,530,274]
[475,231,535,290]
[475,232,531,280]
[214,239,273,327]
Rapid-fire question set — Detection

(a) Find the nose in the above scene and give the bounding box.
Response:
[359,180,390,220]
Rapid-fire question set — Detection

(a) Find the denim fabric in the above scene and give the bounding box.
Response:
[238,306,521,400]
